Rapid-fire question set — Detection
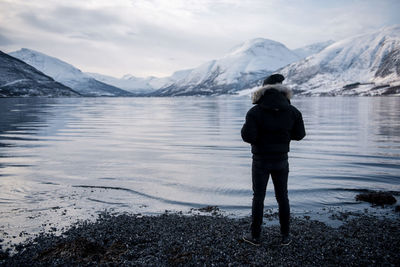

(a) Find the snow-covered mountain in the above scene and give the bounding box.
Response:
[9,49,133,97]
[86,70,191,94]
[293,40,335,59]
[151,38,301,96]
[7,24,398,98]
[0,51,79,97]
[279,25,400,96]
[86,72,155,93]
[86,38,334,96]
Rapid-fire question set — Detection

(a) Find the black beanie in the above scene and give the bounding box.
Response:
[263,74,285,86]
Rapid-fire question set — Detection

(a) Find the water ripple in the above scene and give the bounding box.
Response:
[0,96,399,222]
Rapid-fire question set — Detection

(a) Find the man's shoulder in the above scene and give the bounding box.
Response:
[288,105,302,116]
[247,105,261,115]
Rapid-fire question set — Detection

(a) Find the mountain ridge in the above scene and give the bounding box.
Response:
[0,51,80,97]
[3,25,399,97]
[150,38,302,96]
[9,48,133,97]
[278,25,400,96]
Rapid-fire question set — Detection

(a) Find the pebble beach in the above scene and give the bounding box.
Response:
[1,208,399,266]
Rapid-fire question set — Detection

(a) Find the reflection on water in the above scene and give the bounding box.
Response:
[0,96,399,242]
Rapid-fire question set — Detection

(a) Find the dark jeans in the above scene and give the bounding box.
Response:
[251,158,290,238]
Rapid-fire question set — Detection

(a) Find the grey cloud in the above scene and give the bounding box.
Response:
[13,1,245,60]
[0,33,13,46]
[19,5,125,41]
[52,6,122,27]
[19,12,70,33]
[67,32,106,41]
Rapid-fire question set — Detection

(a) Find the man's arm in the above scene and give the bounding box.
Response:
[291,111,306,141]
[241,110,258,144]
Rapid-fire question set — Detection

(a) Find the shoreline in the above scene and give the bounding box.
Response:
[1,209,399,266]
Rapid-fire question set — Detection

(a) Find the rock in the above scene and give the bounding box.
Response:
[355,191,397,206]
[198,206,219,213]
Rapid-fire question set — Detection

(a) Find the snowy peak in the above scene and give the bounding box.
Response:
[10,48,84,81]
[223,38,299,71]
[228,38,289,56]
[153,38,300,96]
[9,49,132,96]
[279,24,400,95]
[0,51,79,97]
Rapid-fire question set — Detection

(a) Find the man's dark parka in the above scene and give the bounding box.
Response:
[241,84,305,160]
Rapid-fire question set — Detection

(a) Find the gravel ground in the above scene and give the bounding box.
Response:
[1,211,399,266]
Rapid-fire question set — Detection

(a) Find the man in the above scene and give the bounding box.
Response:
[241,74,305,246]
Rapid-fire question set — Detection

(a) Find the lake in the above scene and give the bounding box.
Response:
[0,96,399,242]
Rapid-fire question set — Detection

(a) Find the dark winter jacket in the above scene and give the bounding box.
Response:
[241,84,305,160]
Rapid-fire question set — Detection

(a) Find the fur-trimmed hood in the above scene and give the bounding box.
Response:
[252,84,292,104]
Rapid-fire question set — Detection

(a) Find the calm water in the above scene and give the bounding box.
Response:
[0,96,399,241]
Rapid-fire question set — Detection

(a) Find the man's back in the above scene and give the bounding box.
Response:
[241,85,305,159]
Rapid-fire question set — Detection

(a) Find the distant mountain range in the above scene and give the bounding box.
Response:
[85,72,183,94]
[88,38,333,96]
[0,51,79,97]
[1,24,399,97]
[9,49,133,97]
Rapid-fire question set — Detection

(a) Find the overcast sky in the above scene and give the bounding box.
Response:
[1,0,399,78]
